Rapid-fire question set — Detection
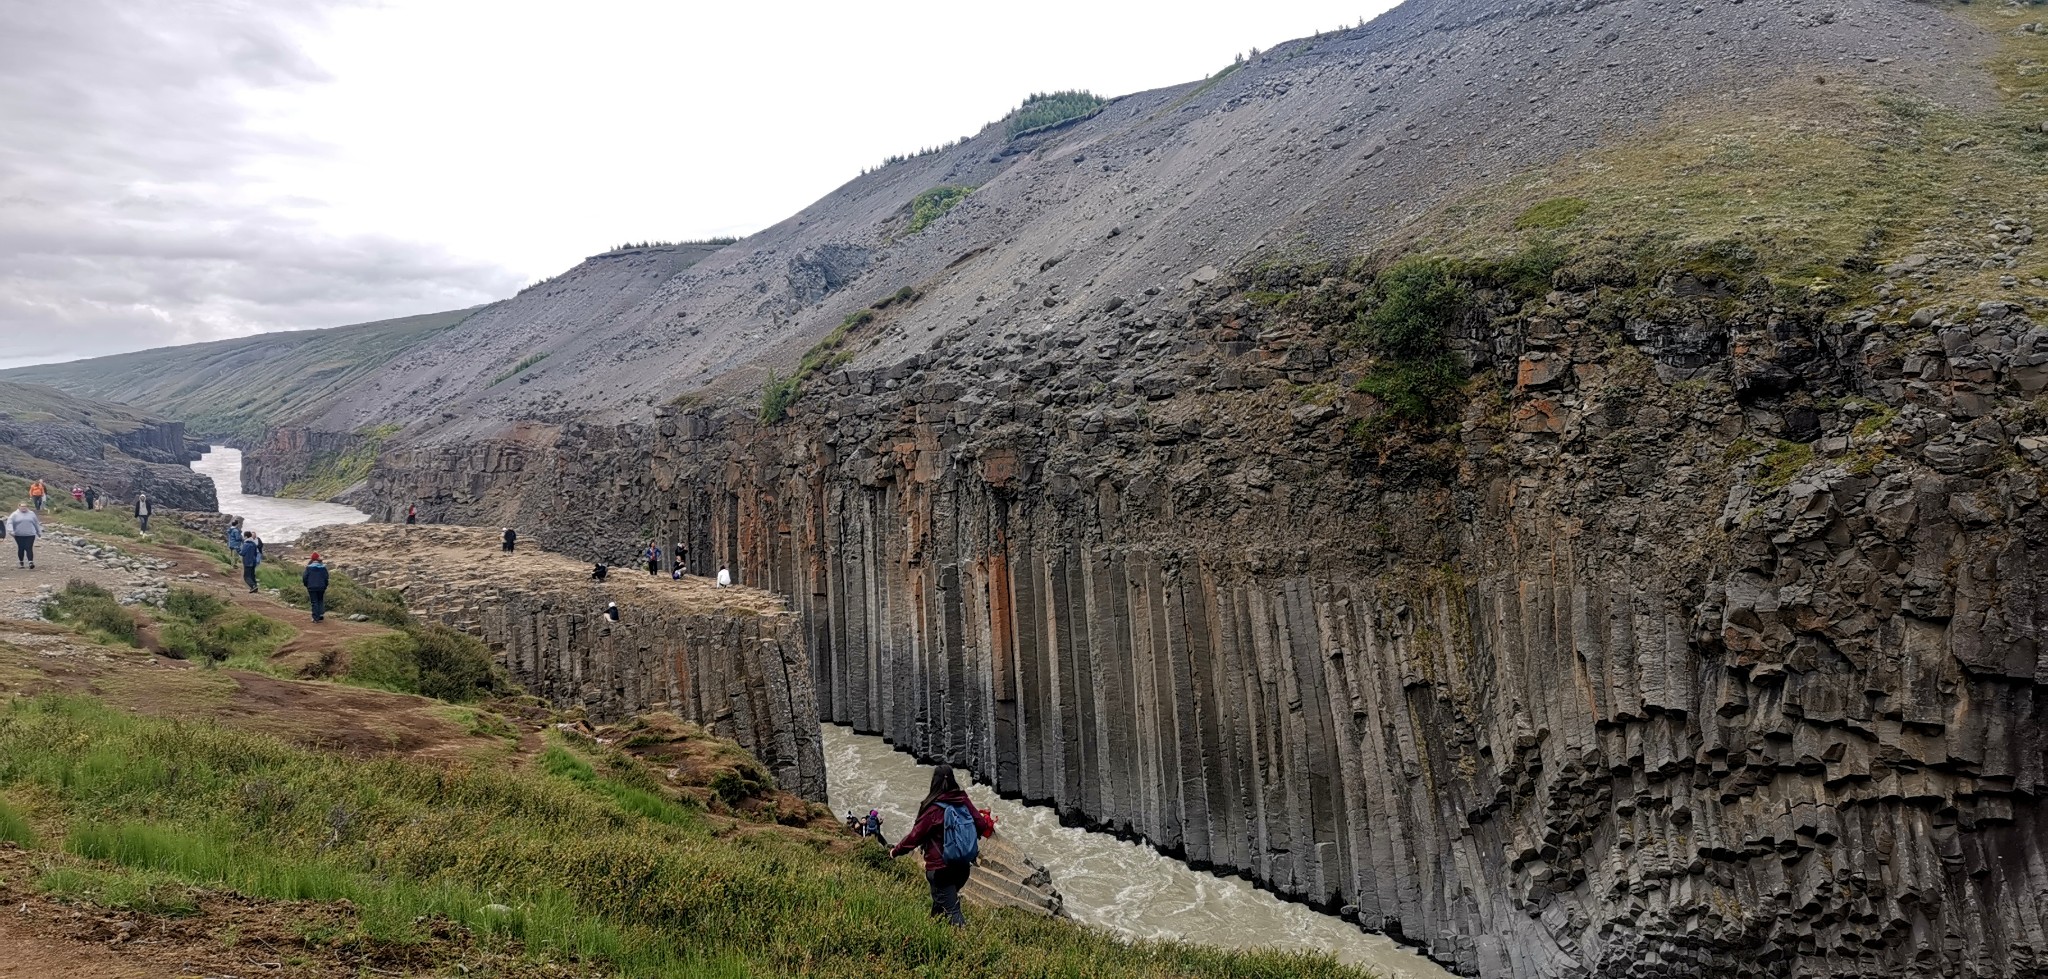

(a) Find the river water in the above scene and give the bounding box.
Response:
[185,451,1446,974]
[822,725,1453,977]
[190,446,369,543]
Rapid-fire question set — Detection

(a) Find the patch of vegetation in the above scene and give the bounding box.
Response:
[0,796,33,846]
[271,563,410,627]
[0,696,1366,979]
[541,740,701,828]
[42,580,139,647]
[1006,90,1106,138]
[39,863,199,917]
[758,294,911,424]
[279,423,401,501]
[907,185,975,234]
[603,238,740,252]
[1757,439,1816,490]
[489,352,549,387]
[345,624,502,703]
[1514,196,1590,230]
[1850,400,1900,438]
[154,589,293,668]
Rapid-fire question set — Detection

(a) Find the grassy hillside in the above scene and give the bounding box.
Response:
[0,522,1375,979]
[0,308,477,443]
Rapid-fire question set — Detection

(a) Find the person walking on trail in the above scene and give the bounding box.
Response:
[501,528,517,553]
[302,552,330,622]
[28,480,45,512]
[715,566,732,588]
[239,533,264,593]
[133,492,152,532]
[225,516,244,554]
[83,486,98,510]
[643,543,661,576]
[8,503,41,569]
[889,764,994,927]
[70,485,84,505]
[406,504,418,525]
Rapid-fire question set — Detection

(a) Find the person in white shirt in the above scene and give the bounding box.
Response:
[715,566,732,588]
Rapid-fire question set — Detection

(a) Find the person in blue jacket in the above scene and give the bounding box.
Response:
[239,532,264,593]
[302,552,330,622]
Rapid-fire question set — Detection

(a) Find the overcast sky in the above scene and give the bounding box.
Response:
[0,0,1400,369]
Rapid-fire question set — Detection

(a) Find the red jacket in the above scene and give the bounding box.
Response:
[889,790,994,870]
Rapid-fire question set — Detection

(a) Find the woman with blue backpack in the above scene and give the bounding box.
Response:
[889,764,994,927]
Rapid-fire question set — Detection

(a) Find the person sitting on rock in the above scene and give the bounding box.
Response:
[604,601,619,622]
[715,566,732,588]
[590,561,608,582]
[501,527,517,553]
[672,542,685,576]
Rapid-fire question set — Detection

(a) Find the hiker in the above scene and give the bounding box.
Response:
[225,516,244,553]
[672,542,686,576]
[7,503,40,569]
[670,566,683,581]
[83,486,98,510]
[845,810,859,832]
[591,560,609,582]
[28,480,45,511]
[863,809,890,847]
[501,527,517,553]
[889,764,994,927]
[715,566,732,588]
[239,532,264,593]
[604,601,619,622]
[70,485,84,505]
[643,543,661,576]
[406,504,418,525]
[133,492,151,532]
[303,552,330,622]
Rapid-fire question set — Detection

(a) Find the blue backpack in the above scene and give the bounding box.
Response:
[938,801,979,866]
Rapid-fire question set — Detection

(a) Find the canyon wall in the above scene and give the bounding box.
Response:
[298,525,827,801]
[361,272,2048,978]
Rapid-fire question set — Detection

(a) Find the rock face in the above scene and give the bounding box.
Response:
[297,525,827,801]
[355,268,2048,978]
[0,380,216,511]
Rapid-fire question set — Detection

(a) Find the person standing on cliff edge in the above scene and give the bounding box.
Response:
[889,765,994,927]
[133,492,151,533]
[643,543,661,576]
[406,505,418,525]
[302,553,330,622]
[502,528,516,553]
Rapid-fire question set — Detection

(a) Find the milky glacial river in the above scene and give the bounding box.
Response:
[191,446,369,543]
[822,725,1453,978]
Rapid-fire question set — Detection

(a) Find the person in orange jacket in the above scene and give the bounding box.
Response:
[28,480,45,511]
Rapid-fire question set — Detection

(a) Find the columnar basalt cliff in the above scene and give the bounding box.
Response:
[33,1,2048,975]
[298,525,827,801]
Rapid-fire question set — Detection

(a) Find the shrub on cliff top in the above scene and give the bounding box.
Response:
[43,580,138,647]
[1006,90,1106,137]
[346,623,500,703]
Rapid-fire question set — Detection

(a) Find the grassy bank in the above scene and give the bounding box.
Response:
[0,695,1368,978]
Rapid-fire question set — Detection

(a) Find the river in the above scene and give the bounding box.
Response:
[822,725,1453,977]
[185,452,1448,974]
[190,446,369,543]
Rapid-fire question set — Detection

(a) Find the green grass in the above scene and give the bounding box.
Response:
[490,352,550,387]
[0,695,1368,979]
[0,796,34,846]
[343,624,502,703]
[1757,440,1817,490]
[279,423,401,501]
[907,185,974,234]
[269,560,410,626]
[42,580,139,647]
[152,586,294,667]
[1007,90,1105,138]
[1514,197,1589,230]
[759,297,907,424]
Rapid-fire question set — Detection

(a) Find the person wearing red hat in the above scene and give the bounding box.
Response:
[302,552,330,622]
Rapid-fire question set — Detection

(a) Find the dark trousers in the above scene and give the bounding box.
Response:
[308,588,326,621]
[13,536,33,565]
[646,560,658,575]
[30,497,41,511]
[243,563,258,592]
[925,863,970,926]
[137,514,149,531]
